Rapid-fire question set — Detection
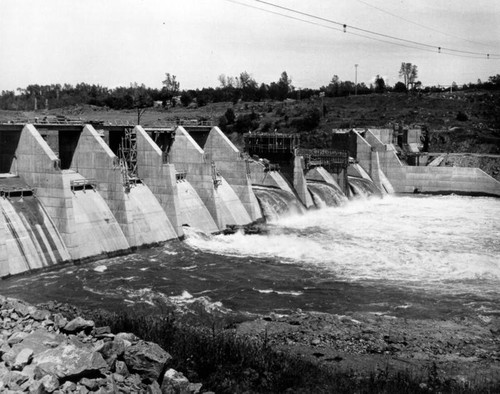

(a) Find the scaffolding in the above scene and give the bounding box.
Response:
[211,162,222,189]
[296,148,349,172]
[244,133,299,154]
[118,128,140,191]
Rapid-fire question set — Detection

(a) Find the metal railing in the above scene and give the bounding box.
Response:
[176,171,187,181]
[0,186,35,198]
[70,179,97,192]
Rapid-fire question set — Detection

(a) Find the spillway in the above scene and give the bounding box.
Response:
[348,176,381,198]
[253,185,305,221]
[176,179,219,233]
[307,181,348,208]
[0,194,70,276]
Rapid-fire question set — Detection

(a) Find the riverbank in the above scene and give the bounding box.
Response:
[0,296,203,393]
[237,310,500,388]
[33,300,500,393]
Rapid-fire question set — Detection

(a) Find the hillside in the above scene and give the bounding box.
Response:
[1,90,499,178]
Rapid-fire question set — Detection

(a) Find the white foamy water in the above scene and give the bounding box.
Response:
[185,195,500,293]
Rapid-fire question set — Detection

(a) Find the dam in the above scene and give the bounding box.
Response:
[1,121,499,277]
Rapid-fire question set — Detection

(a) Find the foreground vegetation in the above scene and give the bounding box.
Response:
[47,304,498,394]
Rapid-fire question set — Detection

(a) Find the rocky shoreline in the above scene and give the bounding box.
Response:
[0,295,204,393]
[237,310,500,387]
[2,294,500,393]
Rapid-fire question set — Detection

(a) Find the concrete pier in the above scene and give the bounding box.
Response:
[203,127,262,222]
[169,126,252,231]
[135,126,183,237]
[12,125,129,260]
[352,129,500,197]
[72,125,177,247]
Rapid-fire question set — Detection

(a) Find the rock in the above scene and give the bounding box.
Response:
[161,368,191,394]
[7,299,36,317]
[38,374,60,393]
[124,340,171,382]
[115,360,130,376]
[80,377,98,390]
[147,380,162,394]
[60,381,77,392]
[99,337,126,365]
[93,326,112,336]
[31,309,52,322]
[3,370,29,389]
[12,348,33,370]
[115,332,139,344]
[188,382,203,393]
[7,331,29,345]
[52,314,68,330]
[63,317,95,333]
[33,343,108,380]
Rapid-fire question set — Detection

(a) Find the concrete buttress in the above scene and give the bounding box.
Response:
[72,125,177,247]
[203,127,262,222]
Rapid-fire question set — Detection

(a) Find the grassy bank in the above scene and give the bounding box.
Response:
[68,307,497,394]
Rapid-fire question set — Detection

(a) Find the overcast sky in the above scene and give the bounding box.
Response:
[1,0,499,91]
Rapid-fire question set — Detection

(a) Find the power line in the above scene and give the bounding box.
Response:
[355,0,494,49]
[225,0,499,59]
[250,0,500,58]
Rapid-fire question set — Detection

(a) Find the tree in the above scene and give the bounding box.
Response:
[218,74,227,88]
[393,81,407,93]
[131,83,153,124]
[399,62,418,90]
[277,71,292,99]
[238,71,258,101]
[162,73,180,105]
[374,75,386,93]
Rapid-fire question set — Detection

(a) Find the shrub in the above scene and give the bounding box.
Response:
[456,111,469,121]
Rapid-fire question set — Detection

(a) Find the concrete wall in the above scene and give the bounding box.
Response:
[204,127,262,222]
[293,155,314,208]
[72,125,177,247]
[356,129,500,197]
[368,129,393,145]
[135,126,183,237]
[386,165,500,196]
[12,125,129,261]
[0,196,70,276]
[63,171,130,255]
[169,126,252,231]
[248,161,295,195]
[306,167,342,190]
[176,180,219,233]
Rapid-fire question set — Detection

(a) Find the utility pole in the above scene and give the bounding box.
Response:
[355,64,358,95]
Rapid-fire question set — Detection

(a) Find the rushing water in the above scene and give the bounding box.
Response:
[307,181,347,208]
[349,176,381,197]
[253,186,305,221]
[0,195,499,321]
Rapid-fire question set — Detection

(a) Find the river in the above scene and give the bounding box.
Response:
[0,194,499,322]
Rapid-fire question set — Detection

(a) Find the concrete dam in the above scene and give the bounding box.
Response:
[1,122,499,277]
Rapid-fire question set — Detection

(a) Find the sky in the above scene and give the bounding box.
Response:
[1,0,499,92]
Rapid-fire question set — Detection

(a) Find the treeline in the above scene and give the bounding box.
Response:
[1,71,500,111]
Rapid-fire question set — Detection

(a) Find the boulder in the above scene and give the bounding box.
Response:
[160,368,191,394]
[123,340,171,381]
[31,309,52,322]
[7,331,29,346]
[12,348,33,370]
[52,313,68,330]
[33,343,107,380]
[114,360,130,376]
[99,337,126,365]
[36,374,60,393]
[63,317,95,333]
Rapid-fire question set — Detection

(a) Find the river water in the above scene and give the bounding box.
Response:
[1,195,499,322]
